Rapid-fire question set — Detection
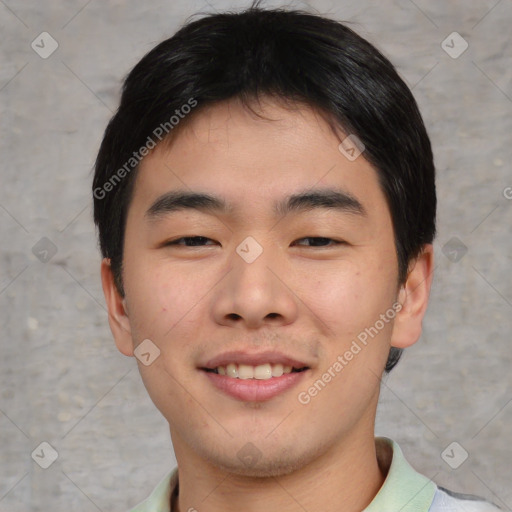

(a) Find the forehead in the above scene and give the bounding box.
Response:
[130,97,389,223]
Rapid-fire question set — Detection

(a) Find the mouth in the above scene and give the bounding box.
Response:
[199,351,311,402]
[202,363,309,380]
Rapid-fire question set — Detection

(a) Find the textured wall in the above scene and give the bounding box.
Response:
[0,1,511,510]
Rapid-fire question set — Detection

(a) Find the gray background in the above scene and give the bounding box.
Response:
[1,0,511,510]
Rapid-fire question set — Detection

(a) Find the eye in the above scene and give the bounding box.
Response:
[164,236,343,248]
[292,237,343,247]
[165,236,217,247]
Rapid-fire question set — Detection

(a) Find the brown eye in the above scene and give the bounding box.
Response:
[293,237,342,247]
[166,236,217,247]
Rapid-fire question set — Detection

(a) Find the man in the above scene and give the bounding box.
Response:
[92,4,501,511]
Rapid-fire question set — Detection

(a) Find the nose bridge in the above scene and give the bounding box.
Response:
[211,233,298,327]
[235,234,268,266]
[231,234,277,300]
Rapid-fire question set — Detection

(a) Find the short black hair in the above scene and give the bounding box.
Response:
[92,3,436,373]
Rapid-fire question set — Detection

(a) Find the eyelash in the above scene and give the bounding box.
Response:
[165,236,344,248]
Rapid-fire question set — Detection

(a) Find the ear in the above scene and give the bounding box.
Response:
[100,258,134,357]
[390,244,434,349]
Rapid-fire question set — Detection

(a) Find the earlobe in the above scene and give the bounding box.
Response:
[390,244,434,349]
[100,258,134,357]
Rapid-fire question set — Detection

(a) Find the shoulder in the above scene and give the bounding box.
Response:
[126,468,178,512]
[429,486,503,512]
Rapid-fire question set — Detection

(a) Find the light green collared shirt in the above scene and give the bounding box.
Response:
[128,437,437,511]
[128,437,500,511]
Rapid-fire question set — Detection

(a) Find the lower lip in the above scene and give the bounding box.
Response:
[202,369,309,402]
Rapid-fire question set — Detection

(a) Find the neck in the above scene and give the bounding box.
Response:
[171,426,387,512]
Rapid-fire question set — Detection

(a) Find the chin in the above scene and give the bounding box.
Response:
[202,441,322,479]
[215,454,309,478]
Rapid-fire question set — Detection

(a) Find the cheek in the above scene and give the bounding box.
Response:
[126,258,214,344]
[122,256,177,338]
[301,264,386,333]
[300,261,398,373]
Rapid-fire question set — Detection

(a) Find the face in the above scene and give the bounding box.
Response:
[102,97,432,477]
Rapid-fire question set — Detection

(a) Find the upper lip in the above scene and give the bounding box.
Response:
[200,350,311,370]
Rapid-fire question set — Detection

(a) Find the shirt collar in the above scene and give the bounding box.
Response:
[364,437,436,511]
[132,437,436,512]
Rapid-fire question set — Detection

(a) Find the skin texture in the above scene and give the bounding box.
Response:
[101,97,434,512]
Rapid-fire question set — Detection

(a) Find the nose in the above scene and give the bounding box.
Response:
[211,238,299,329]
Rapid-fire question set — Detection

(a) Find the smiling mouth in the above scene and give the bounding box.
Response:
[202,363,309,380]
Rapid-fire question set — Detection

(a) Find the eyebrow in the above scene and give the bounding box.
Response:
[145,188,367,220]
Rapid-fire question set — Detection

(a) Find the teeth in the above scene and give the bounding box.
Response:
[226,363,238,378]
[272,364,284,377]
[254,364,272,380]
[238,364,254,379]
[212,363,302,380]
